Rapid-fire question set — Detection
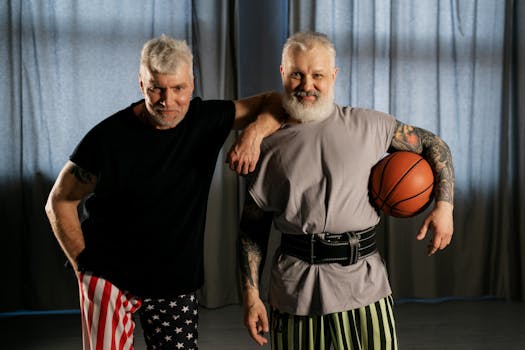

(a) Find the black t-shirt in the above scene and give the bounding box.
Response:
[71,97,235,297]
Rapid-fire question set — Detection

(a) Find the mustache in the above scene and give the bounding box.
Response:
[292,90,320,97]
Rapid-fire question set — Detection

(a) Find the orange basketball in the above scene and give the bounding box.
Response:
[370,151,434,218]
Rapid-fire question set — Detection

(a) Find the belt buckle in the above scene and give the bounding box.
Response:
[344,232,360,266]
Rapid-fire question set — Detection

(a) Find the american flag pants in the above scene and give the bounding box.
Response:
[78,272,199,350]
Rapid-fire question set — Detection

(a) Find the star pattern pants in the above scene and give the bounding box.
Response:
[78,272,199,350]
[139,295,199,349]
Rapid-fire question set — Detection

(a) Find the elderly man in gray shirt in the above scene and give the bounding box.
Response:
[237,31,455,350]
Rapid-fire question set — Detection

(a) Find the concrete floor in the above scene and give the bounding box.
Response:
[1,300,524,349]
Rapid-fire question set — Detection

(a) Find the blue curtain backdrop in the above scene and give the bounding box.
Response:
[1,0,523,312]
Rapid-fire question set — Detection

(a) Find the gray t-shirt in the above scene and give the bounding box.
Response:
[248,104,397,315]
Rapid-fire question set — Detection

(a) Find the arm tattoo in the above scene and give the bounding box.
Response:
[69,164,96,185]
[238,195,272,291]
[390,120,455,204]
[238,233,263,290]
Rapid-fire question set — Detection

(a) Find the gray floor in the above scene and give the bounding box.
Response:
[1,300,524,349]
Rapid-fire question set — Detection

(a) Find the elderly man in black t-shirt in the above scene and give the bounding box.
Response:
[45,35,282,350]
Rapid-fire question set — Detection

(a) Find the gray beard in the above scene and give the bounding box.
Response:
[282,92,334,123]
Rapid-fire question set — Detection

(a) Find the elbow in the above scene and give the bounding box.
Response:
[44,192,57,220]
[44,197,53,219]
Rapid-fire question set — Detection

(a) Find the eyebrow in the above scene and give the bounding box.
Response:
[289,68,327,74]
[149,81,189,88]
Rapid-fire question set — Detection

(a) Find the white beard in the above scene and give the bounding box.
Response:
[282,90,334,123]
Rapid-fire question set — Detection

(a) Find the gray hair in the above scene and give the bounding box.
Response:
[140,34,193,77]
[281,31,336,68]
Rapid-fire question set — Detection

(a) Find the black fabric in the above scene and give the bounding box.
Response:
[280,227,377,265]
[72,97,235,297]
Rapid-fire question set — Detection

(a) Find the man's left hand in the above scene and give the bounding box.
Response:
[416,201,454,256]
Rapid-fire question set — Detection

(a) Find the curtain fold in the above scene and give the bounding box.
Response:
[1,0,24,311]
[499,0,525,300]
[193,0,241,308]
[287,0,524,300]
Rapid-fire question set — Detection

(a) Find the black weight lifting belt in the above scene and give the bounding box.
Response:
[280,226,377,266]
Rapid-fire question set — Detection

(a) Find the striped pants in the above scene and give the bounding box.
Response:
[270,296,398,350]
[78,272,199,350]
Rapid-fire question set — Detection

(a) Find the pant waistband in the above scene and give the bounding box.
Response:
[280,227,377,266]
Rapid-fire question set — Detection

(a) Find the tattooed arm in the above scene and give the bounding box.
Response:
[238,193,273,346]
[45,161,97,272]
[390,120,455,255]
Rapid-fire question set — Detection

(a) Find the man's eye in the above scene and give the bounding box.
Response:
[148,87,162,94]
[313,74,323,79]
[290,72,302,79]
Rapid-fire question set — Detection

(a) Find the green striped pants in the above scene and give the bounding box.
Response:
[270,296,398,350]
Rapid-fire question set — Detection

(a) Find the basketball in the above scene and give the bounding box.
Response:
[370,151,434,218]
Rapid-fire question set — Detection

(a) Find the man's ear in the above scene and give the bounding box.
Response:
[332,67,339,81]
[280,65,285,79]
[138,73,144,90]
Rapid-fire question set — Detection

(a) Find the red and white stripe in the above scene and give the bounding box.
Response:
[78,272,142,350]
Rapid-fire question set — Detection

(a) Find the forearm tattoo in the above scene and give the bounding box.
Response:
[69,164,96,185]
[238,196,272,290]
[239,232,263,290]
[390,121,455,204]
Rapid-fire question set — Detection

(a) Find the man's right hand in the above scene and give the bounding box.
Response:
[227,123,262,175]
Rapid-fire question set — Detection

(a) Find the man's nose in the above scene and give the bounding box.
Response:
[301,76,314,91]
[160,89,175,106]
